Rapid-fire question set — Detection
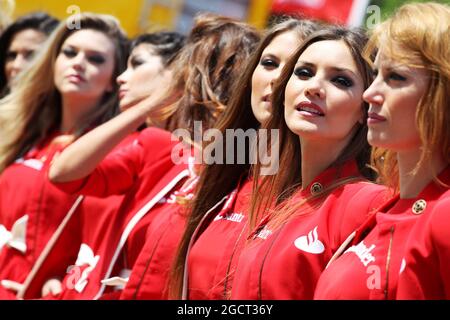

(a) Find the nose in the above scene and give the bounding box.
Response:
[304,77,325,99]
[363,77,383,106]
[71,52,86,71]
[116,69,129,86]
[10,53,27,73]
[269,68,283,90]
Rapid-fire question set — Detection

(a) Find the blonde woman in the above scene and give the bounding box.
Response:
[314,2,450,300]
[0,13,127,299]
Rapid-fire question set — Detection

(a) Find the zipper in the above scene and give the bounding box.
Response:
[384,225,395,299]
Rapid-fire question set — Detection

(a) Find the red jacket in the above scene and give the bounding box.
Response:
[396,168,450,300]
[314,166,450,300]
[118,173,198,300]
[231,162,387,299]
[0,133,82,299]
[184,178,253,300]
[25,128,190,299]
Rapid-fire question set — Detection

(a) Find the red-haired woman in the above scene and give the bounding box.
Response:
[314,2,450,300]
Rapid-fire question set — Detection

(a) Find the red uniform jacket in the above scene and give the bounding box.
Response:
[184,178,253,300]
[314,166,450,300]
[23,128,190,299]
[118,172,198,300]
[396,168,450,299]
[0,133,82,299]
[231,162,387,299]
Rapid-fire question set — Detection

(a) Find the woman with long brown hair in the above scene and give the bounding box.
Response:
[168,17,319,300]
[0,13,127,299]
[314,2,450,300]
[47,13,260,300]
[230,26,387,299]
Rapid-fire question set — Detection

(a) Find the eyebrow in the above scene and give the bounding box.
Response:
[296,61,358,78]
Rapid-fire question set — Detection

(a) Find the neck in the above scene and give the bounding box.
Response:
[60,96,99,133]
[300,135,352,188]
[397,149,447,199]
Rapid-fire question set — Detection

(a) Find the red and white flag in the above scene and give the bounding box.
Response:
[271,0,370,27]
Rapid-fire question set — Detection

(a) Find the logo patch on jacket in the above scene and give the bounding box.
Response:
[294,226,325,254]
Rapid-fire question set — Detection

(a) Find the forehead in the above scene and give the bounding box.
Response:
[131,43,157,56]
[262,30,301,57]
[298,40,359,72]
[62,29,115,54]
[10,29,46,48]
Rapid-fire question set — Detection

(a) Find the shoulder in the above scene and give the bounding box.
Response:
[137,127,183,151]
[428,192,450,248]
[339,181,389,207]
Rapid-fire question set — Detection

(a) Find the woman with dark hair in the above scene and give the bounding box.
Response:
[47,13,260,300]
[230,26,387,299]
[0,13,128,299]
[117,31,185,114]
[314,2,450,300]
[168,18,319,300]
[0,12,59,97]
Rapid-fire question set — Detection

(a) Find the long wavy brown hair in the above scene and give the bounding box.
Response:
[249,27,376,232]
[152,13,260,139]
[365,2,450,191]
[167,18,320,299]
[0,13,128,172]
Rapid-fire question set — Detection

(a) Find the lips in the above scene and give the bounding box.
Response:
[295,101,325,116]
[66,74,85,83]
[367,112,386,123]
[118,89,128,100]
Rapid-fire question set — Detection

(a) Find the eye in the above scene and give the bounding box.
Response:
[5,51,17,61]
[62,47,77,58]
[130,56,145,68]
[387,72,406,81]
[332,75,353,88]
[260,57,279,69]
[293,67,313,79]
[87,54,106,64]
[23,50,35,61]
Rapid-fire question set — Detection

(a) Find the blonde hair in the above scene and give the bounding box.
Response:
[0,13,128,172]
[364,2,450,190]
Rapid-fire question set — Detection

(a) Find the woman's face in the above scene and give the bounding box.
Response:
[117,43,171,111]
[54,29,115,104]
[5,28,47,83]
[364,48,429,152]
[284,40,364,143]
[251,30,303,124]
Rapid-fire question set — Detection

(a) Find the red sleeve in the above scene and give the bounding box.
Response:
[397,197,450,299]
[427,198,450,298]
[52,128,180,197]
